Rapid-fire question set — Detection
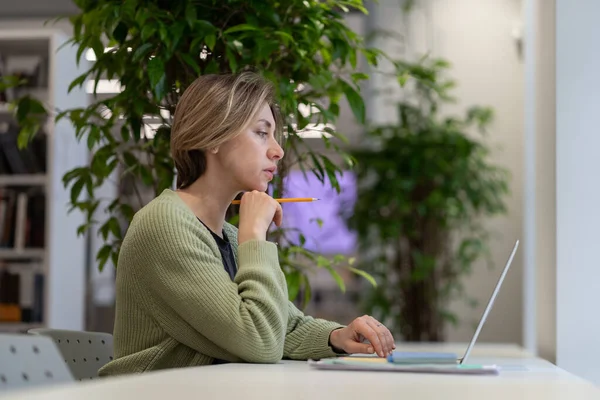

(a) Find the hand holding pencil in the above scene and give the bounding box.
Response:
[235,193,318,244]
[237,191,284,244]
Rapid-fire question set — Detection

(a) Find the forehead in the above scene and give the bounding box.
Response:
[255,103,275,127]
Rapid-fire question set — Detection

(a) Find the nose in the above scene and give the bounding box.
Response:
[268,137,284,161]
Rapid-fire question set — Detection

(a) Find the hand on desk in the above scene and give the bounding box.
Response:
[329,315,396,358]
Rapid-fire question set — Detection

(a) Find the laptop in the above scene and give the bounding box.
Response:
[374,239,520,365]
[308,240,519,374]
[458,239,520,364]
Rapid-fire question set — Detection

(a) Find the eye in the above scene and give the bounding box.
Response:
[256,131,268,138]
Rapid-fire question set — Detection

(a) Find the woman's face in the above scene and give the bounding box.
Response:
[214,103,284,193]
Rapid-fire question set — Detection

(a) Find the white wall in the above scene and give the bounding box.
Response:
[555,0,600,385]
[523,0,556,363]
[379,0,525,345]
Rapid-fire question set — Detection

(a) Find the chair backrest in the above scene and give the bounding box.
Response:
[28,328,114,381]
[0,333,74,392]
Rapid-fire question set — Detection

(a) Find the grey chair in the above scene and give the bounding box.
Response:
[28,328,114,381]
[0,333,74,392]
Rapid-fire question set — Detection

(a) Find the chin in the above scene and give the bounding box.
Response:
[243,181,269,193]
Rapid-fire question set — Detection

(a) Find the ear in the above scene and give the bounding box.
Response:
[210,147,219,154]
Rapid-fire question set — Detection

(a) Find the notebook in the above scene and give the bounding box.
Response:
[387,351,458,364]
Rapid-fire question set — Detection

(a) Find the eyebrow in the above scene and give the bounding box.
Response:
[258,119,272,128]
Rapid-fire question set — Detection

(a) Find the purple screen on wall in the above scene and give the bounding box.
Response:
[279,170,357,255]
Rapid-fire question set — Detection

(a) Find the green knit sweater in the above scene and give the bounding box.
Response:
[99,189,344,376]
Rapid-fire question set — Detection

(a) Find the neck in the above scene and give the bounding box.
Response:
[176,174,239,237]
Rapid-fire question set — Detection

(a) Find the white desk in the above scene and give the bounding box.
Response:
[2,343,599,400]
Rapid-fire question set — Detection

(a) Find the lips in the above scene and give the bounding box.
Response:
[264,167,276,180]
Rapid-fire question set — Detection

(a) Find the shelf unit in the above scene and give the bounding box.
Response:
[0,29,89,333]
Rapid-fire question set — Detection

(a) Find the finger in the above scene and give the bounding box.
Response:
[356,317,384,357]
[367,317,393,356]
[342,341,375,355]
[369,317,394,354]
[273,202,283,227]
[374,319,396,353]
[370,317,394,355]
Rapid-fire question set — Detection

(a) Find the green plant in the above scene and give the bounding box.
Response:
[345,57,510,341]
[6,0,407,309]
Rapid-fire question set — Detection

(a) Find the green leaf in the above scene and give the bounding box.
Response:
[185,2,197,28]
[349,48,357,69]
[90,37,105,66]
[226,46,238,72]
[96,244,113,272]
[147,57,166,99]
[122,151,138,167]
[322,156,341,193]
[328,268,346,292]
[107,217,122,239]
[309,153,325,182]
[0,75,25,90]
[274,31,294,44]
[139,165,154,186]
[193,20,216,34]
[204,58,219,74]
[397,71,410,86]
[351,72,369,82]
[70,178,86,205]
[317,255,346,292]
[224,24,260,34]
[132,43,153,61]
[205,34,216,51]
[68,72,89,92]
[17,123,40,149]
[86,126,100,150]
[141,24,155,41]
[361,47,380,66]
[77,222,92,237]
[112,21,128,43]
[285,270,301,302]
[340,81,365,124]
[119,204,135,220]
[180,53,201,76]
[159,25,168,43]
[62,167,86,187]
[120,126,130,141]
[110,250,120,271]
[348,267,377,287]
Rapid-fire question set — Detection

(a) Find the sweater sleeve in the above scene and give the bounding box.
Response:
[128,202,289,363]
[283,301,346,360]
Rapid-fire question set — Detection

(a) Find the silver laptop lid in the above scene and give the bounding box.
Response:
[460,240,520,364]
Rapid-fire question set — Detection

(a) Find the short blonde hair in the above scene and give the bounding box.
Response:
[171,71,282,189]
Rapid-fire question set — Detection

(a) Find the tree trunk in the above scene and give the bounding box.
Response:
[395,218,448,342]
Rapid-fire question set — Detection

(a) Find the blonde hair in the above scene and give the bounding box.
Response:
[171,71,282,189]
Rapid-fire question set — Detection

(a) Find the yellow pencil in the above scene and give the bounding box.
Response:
[231,197,319,205]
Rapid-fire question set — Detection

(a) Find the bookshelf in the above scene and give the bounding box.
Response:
[0,29,89,333]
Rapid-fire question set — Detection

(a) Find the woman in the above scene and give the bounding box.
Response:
[99,71,395,376]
